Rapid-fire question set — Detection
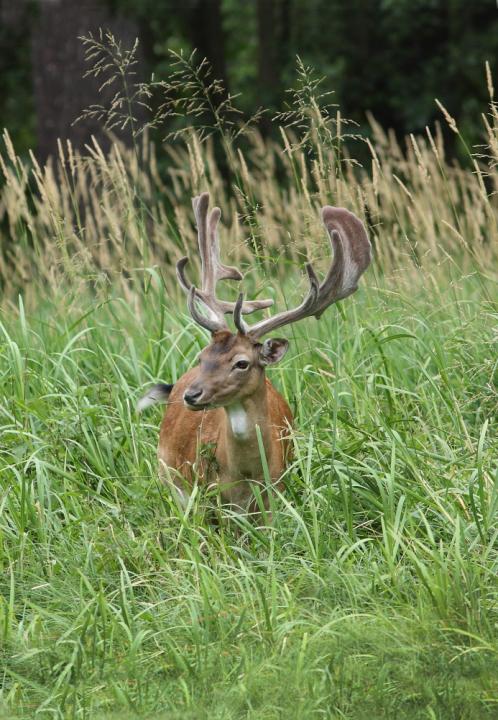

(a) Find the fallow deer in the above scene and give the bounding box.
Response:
[138,192,371,513]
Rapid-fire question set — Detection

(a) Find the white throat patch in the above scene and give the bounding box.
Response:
[227,403,249,440]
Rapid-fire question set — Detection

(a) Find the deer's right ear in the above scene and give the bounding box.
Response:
[259,338,289,366]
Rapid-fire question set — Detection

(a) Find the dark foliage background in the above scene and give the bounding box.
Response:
[1,0,497,161]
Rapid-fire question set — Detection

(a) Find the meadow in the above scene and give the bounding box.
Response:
[0,59,497,718]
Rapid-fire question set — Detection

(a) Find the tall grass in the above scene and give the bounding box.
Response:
[0,49,497,719]
[1,55,497,303]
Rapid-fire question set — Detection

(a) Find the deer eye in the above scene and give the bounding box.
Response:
[233,360,250,370]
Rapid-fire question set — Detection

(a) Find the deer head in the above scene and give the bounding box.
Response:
[177,192,371,410]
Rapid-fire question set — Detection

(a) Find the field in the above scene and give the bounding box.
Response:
[1,71,497,718]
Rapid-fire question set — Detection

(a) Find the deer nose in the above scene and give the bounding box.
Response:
[184,388,203,406]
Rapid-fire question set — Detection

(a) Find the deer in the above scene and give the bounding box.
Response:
[138,192,371,514]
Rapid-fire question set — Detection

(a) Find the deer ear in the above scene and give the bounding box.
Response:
[259,338,289,366]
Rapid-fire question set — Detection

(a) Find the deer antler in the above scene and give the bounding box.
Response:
[233,206,371,339]
[177,192,273,333]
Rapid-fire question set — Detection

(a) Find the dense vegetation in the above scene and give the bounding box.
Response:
[2,0,498,158]
[0,40,497,719]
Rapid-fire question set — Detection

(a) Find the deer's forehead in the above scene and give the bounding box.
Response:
[200,335,255,364]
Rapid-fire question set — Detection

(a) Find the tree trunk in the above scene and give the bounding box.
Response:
[31,0,145,162]
[256,0,280,133]
[188,0,228,88]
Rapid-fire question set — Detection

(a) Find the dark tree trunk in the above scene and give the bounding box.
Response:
[256,0,280,133]
[188,0,228,88]
[31,0,145,162]
[279,0,292,70]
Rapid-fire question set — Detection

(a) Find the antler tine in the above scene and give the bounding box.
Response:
[233,293,248,335]
[187,285,222,334]
[242,206,371,340]
[241,263,320,339]
[206,204,243,288]
[177,192,274,333]
[316,206,372,313]
[176,256,191,293]
[206,207,273,316]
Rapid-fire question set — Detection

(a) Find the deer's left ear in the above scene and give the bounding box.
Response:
[259,338,289,366]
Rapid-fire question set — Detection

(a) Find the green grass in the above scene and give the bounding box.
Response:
[1,271,497,719]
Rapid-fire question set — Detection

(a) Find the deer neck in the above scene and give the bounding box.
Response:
[223,380,271,472]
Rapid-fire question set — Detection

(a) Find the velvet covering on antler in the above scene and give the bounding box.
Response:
[179,194,372,336]
[176,192,273,333]
[234,206,372,338]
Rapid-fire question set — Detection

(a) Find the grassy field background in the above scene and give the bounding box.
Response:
[1,59,497,718]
